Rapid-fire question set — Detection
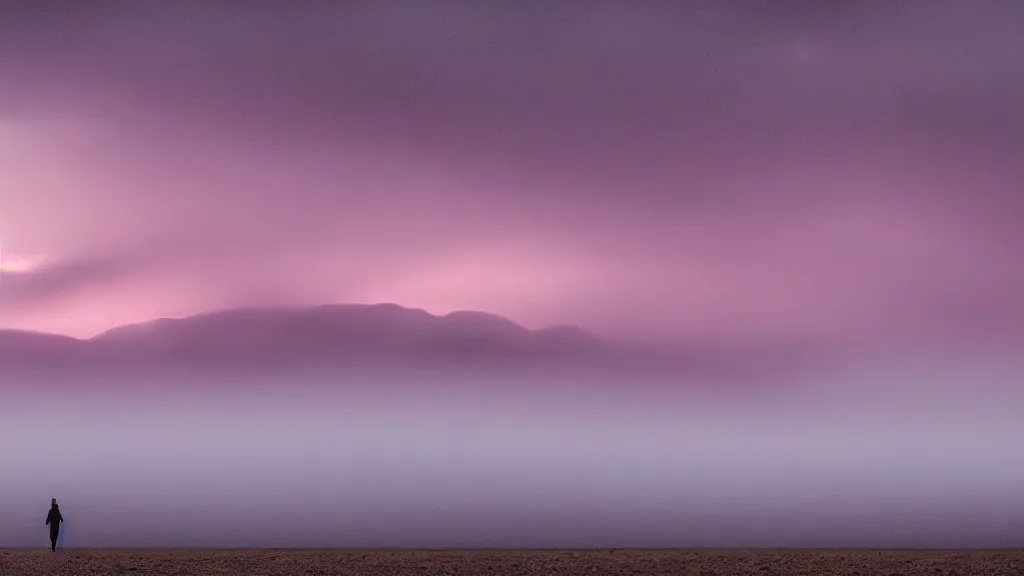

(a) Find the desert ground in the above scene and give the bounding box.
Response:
[1,549,1023,575]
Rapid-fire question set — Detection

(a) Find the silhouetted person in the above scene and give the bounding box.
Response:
[45,498,63,551]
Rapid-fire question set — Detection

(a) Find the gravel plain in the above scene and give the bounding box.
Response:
[2,548,1024,575]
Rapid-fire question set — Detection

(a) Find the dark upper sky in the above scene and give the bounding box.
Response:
[1,1,1021,351]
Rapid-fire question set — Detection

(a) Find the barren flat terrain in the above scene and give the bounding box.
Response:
[1,549,1023,575]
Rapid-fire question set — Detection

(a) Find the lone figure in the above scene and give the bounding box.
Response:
[45,498,63,551]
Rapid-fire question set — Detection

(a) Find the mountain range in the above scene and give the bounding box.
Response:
[0,302,843,377]
[0,303,609,372]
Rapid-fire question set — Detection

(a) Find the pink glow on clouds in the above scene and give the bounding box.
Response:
[0,6,1023,551]
[0,111,1021,349]
[0,2,1021,355]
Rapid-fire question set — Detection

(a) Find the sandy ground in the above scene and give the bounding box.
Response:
[0,549,1022,575]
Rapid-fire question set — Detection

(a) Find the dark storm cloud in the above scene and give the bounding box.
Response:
[7,2,1023,142]
[1,2,1020,238]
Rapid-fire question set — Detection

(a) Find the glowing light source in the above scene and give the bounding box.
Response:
[0,244,45,274]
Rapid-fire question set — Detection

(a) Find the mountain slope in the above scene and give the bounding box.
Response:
[0,329,87,365]
[4,303,603,369]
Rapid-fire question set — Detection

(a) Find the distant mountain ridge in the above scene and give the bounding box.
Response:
[0,303,606,370]
[0,303,842,376]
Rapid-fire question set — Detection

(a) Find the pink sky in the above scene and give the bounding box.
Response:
[2,4,1024,550]
[1,2,1021,353]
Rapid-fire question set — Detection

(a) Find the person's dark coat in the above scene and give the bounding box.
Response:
[45,506,63,527]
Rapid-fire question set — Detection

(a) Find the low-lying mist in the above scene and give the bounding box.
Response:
[1,360,1022,548]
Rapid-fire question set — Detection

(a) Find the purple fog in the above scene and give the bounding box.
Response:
[0,1,1021,549]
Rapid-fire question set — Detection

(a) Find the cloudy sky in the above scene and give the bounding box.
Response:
[1,3,1024,550]
[1,1,1021,351]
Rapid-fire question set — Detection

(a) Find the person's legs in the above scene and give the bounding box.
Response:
[49,526,59,551]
